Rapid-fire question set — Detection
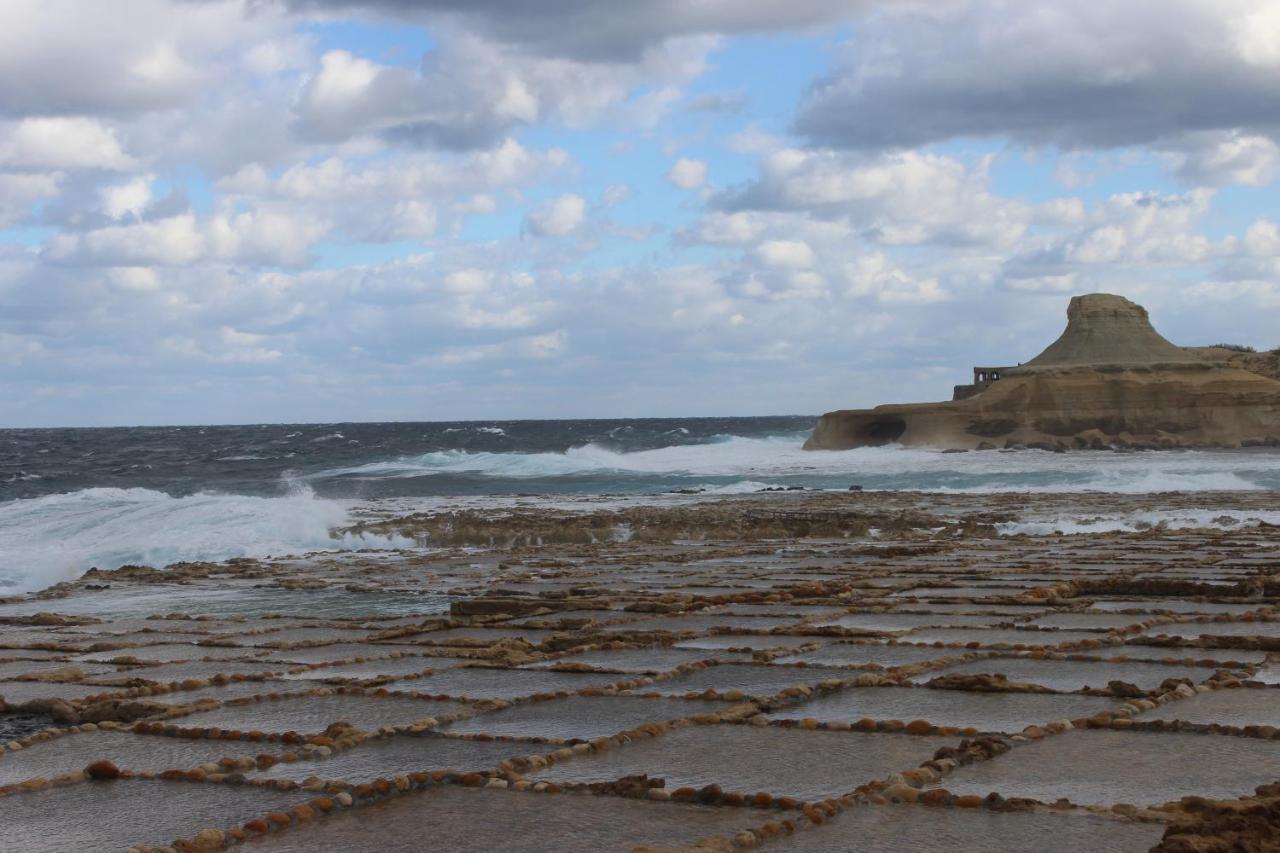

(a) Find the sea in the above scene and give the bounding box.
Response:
[4,417,1280,594]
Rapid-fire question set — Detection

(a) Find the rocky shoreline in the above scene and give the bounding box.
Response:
[0,490,1276,851]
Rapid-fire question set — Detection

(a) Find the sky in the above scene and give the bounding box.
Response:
[2,0,1280,427]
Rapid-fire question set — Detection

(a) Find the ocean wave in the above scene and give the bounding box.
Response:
[307,435,1280,493]
[0,486,409,594]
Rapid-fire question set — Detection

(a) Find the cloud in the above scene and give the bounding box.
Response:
[293,34,715,149]
[796,0,1280,162]
[0,172,61,227]
[667,157,708,189]
[0,0,287,118]
[3,0,1280,426]
[755,239,815,269]
[0,117,135,171]
[1169,131,1280,186]
[1000,190,1227,292]
[1244,219,1280,256]
[44,208,330,267]
[281,0,880,61]
[717,148,1032,247]
[213,139,567,243]
[100,175,154,221]
[525,193,586,237]
[844,252,947,304]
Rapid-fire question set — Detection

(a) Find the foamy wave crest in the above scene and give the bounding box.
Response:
[314,434,815,479]
[311,435,1280,493]
[0,487,409,594]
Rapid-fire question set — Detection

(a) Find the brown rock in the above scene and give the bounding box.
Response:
[920,788,952,807]
[85,760,120,780]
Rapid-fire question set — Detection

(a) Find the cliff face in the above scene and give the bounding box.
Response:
[1189,346,1280,382]
[806,294,1280,451]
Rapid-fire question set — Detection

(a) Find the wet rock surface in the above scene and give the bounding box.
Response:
[0,489,1275,850]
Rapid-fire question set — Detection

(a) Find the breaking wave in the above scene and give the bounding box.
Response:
[310,434,1280,493]
[0,486,408,594]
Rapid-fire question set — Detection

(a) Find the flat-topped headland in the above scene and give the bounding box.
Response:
[806,293,1280,451]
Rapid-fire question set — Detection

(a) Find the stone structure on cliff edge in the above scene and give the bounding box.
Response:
[805,293,1280,451]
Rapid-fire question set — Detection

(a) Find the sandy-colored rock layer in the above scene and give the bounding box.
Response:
[807,294,1280,451]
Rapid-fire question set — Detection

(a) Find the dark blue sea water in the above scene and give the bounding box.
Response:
[0,417,816,501]
[2,417,1279,594]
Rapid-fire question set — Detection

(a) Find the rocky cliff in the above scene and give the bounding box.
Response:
[806,294,1280,451]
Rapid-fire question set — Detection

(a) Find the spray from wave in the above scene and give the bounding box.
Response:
[0,485,408,594]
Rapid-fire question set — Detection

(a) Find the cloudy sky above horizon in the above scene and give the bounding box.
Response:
[3,0,1280,427]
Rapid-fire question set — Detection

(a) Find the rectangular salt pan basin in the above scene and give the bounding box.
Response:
[633,663,854,698]
[763,687,1120,734]
[524,647,750,673]
[935,729,1280,806]
[775,643,958,669]
[75,644,266,663]
[228,627,375,646]
[174,694,467,734]
[1088,600,1266,615]
[1136,687,1280,727]
[386,667,633,699]
[0,778,310,852]
[262,644,430,665]
[714,604,848,617]
[0,730,286,787]
[0,682,116,704]
[253,734,535,783]
[1102,644,1271,664]
[914,658,1213,691]
[1143,621,1280,639]
[84,660,289,684]
[444,695,732,741]
[607,614,801,632]
[240,784,759,853]
[0,659,116,678]
[817,613,1018,631]
[406,628,557,645]
[890,587,1022,599]
[774,802,1164,853]
[901,628,1103,647]
[151,680,307,706]
[676,635,817,651]
[280,657,468,681]
[0,585,450,620]
[1028,613,1154,631]
[899,604,1046,615]
[529,724,955,801]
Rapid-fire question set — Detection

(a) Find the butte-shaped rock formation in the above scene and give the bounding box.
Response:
[805,293,1280,451]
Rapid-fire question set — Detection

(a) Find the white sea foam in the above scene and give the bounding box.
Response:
[0,486,408,594]
[999,509,1280,535]
[311,434,1280,493]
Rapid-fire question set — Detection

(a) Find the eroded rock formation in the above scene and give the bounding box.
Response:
[806,293,1280,451]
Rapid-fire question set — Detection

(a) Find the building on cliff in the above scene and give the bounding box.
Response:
[805,293,1280,451]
